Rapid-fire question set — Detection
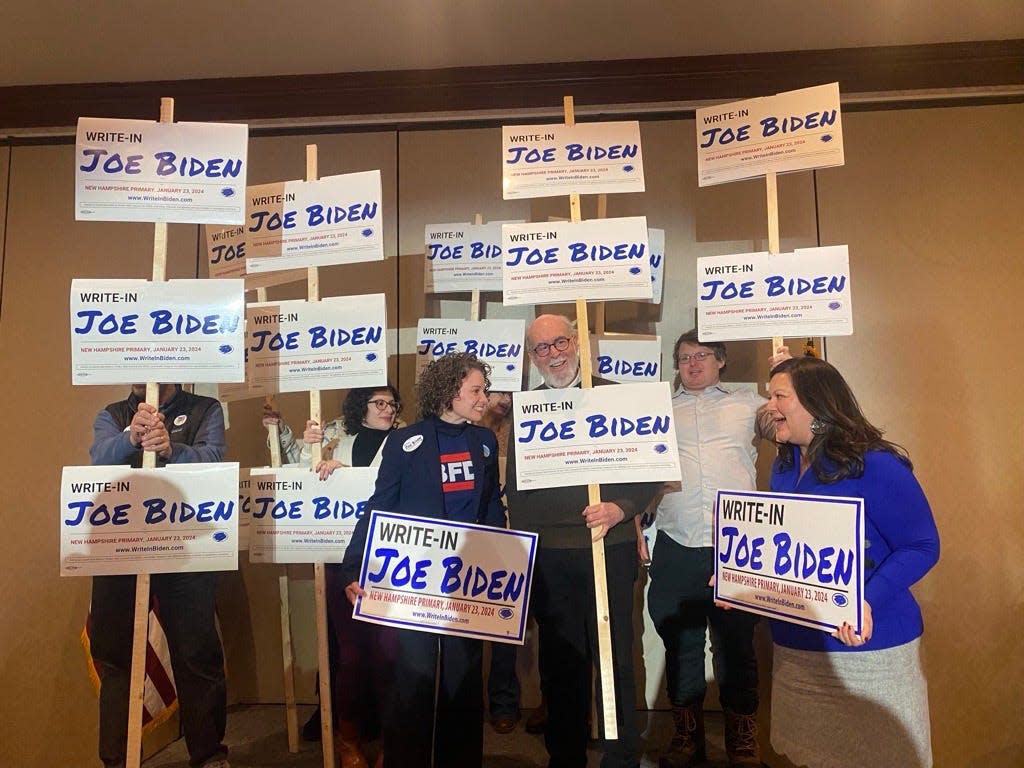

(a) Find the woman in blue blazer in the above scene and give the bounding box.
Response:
[341,353,505,768]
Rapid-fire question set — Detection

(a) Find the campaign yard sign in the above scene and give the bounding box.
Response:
[501,217,652,305]
[244,171,383,272]
[502,120,645,199]
[697,246,852,341]
[76,117,247,224]
[70,278,245,384]
[60,463,239,576]
[205,224,305,290]
[714,489,865,633]
[415,318,526,392]
[353,512,537,645]
[512,382,680,490]
[696,82,844,187]
[245,293,388,394]
[247,466,378,564]
[424,220,523,293]
[590,335,662,383]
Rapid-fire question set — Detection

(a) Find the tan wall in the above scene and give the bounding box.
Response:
[1,103,1020,767]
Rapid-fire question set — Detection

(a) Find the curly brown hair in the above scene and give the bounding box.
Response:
[416,353,491,419]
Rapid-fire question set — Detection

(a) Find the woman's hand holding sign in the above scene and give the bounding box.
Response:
[833,601,873,646]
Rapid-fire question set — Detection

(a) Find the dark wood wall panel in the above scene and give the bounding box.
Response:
[2,40,1022,131]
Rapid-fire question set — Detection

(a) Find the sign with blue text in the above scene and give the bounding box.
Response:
[424,220,524,293]
[60,463,240,576]
[696,82,844,187]
[246,293,388,394]
[512,382,680,490]
[244,171,384,272]
[75,117,247,223]
[501,217,652,305]
[70,278,245,384]
[502,120,645,199]
[590,335,662,383]
[697,245,852,341]
[714,489,864,633]
[353,511,537,644]
[237,467,256,551]
[247,466,379,564]
[646,227,666,305]
[416,318,526,392]
[205,224,305,290]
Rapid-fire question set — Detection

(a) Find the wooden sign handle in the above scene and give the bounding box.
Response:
[564,95,619,741]
[125,95,174,768]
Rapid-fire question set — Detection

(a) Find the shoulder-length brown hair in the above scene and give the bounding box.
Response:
[770,356,910,483]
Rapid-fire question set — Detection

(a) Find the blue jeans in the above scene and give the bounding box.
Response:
[91,572,227,768]
[647,534,759,713]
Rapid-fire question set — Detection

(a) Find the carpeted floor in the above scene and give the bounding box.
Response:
[142,705,738,767]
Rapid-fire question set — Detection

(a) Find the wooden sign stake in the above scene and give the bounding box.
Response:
[125,95,174,768]
[470,213,484,322]
[301,145,337,768]
[563,96,619,740]
[766,171,784,361]
[257,278,300,752]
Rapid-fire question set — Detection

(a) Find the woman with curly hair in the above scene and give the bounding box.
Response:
[341,353,505,768]
[764,356,939,767]
[263,385,402,768]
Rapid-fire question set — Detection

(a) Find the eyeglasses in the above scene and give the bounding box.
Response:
[678,352,716,363]
[531,336,573,358]
[368,399,401,413]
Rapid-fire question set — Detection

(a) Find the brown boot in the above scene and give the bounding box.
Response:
[659,704,705,768]
[723,708,762,767]
[334,720,369,768]
[524,696,548,734]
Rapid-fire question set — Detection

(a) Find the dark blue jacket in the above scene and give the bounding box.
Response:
[341,417,505,584]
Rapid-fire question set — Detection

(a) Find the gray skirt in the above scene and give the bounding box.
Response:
[771,639,932,768]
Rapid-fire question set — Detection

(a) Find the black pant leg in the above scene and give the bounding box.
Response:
[90,575,137,768]
[152,571,227,767]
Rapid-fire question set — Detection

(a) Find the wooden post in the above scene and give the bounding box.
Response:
[470,213,484,322]
[257,278,300,751]
[302,144,336,768]
[766,171,784,361]
[594,194,608,335]
[564,96,619,740]
[125,96,174,768]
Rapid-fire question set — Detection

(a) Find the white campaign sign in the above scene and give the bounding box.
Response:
[246,294,388,394]
[353,512,537,644]
[696,82,844,187]
[75,117,247,223]
[501,217,652,305]
[512,383,680,490]
[205,224,305,290]
[502,120,645,199]
[647,228,666,305]
[237,467,256,551]
[247,466,379,564]
[70,278,245,384]
[697,246,853,341]
[590,335,662,383]
[244,171,384,272]
[714,489,865,633]
[416,318,526,392]
[60,463,239,576]
[424,221,523,293]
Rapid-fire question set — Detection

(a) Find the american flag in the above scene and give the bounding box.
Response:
[82,600,179,730]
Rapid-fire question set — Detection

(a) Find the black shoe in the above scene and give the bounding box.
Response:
[302,708,322,742]
[490,712,520,734]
